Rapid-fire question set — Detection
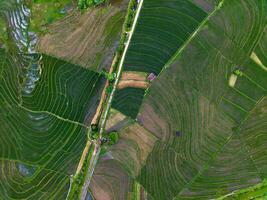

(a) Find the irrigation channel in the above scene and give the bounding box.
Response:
[80,0,144,199]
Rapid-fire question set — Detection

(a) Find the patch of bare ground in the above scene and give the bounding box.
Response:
[37,0,129,71]
[90,159,132,200]
[76,140,91,174]
[120,123,157,164]
[118,80,149,89]
[121,71,148,81]
[118,71,149,89]
[108,123,158,177]
[89,122,157,200]
[105,108,132,132]
[137,103,169,140]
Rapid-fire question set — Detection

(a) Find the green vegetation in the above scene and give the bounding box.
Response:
[29,0,74,34]
[233,69,244,77]
[112,87,145,119]
[101,70,116,81]
[110,0,210,120]
[37,0,128,72]
[107,131,119,145]
[91,131,100,140]
[135,1,267,199]
[90,0,267,199]
[106,85,113,94]
[103,11,126,47]
[90,124,100,140]
[101,131,119,145]
[0,49,89,199]
[0,18,7,48]
[130,181,141,200]
[111,0,138,72]
[78,0,107,9]
[218,180,267,199]
[1,0,267,198]
[124,0,138,31]
[22,54,104,123]
[123,0,207,75]
[254,29,267,67]
[67,143,95,200]
[0,0,129,198]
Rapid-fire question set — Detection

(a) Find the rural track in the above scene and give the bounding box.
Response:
[80,0,144,199]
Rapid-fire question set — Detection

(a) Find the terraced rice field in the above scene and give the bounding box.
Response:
[123,0,209,75]
[90,122,157,199]
[37,0,129,72]
[91,0,267,199]
[218,179,267,199]
[135,0,267,199]
[112,0,217,120]
[90,158,133,200]
[1,0,267,199]
[0,49,101,198]
[22,54,105,124]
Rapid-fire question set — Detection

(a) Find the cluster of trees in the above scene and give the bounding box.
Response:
[100,70,116,94]
[125,0,138,30]
[101,70,116,82]
[107,131,119,145]
[90,124,100,140]
[113,0,138,72]
[90,124,119,145]
[78,0,106,9]
[99,131,119,145]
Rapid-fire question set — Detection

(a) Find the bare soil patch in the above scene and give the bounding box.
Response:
[137,103,169,140]
[120,123,157,163]
[37,0,129,71]
[118,80,149,89]
[121,71,148,81]
[105,108,130,132]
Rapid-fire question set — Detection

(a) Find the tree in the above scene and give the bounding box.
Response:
[108,131,119,145]
[106,85,113,94]
[78,0,106,9]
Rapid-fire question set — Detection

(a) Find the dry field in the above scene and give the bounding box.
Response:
[37,0,129,71]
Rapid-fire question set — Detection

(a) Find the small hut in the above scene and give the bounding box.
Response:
[147,73,156,82]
